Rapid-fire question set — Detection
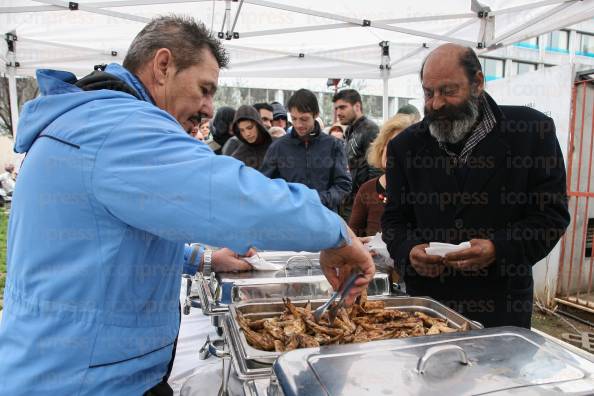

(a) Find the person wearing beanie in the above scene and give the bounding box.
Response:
[328,123,346,140]
[396,103,421,122]
[270,101,289,131]
[230,105,273,170]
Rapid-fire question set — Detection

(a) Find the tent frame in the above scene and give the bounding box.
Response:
[1,0,592,133]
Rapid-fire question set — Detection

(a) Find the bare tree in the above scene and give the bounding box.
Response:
[0,76,39,137]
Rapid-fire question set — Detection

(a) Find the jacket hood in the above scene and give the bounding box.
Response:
[232,105,272,146]
[211,106,236,146]
[15,64,151,153]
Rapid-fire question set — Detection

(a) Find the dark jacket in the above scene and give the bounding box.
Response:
[261,123,352,212]
[221,135,241,156]
[381,93,570,328]
[230,105,272,170]
[345,115,382,195]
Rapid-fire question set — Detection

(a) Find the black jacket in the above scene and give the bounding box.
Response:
[345,116,382,195]
[382,94,570,328]
[260,123,352,212]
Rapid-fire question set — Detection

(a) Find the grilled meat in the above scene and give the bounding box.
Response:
[238,297,469,351]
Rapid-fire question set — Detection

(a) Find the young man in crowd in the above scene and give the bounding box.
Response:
[332,89,381,219]
[253,102,274,130]
[271,101,289,131]
[261,89,352,212]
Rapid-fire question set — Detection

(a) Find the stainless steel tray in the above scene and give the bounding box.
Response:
[196,250,391,319]
[227,296,483,365]
[271,326,594,396]
[223,316,275,381]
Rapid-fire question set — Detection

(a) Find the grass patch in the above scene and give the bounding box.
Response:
[0,210,7,310]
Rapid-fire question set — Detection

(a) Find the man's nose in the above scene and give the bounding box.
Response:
[431,95,445,111]
[202,100,214,119]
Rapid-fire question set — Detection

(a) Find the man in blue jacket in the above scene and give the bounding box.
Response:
[0,16,374,395]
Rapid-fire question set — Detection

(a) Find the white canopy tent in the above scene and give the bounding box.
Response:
[2,0,594,134]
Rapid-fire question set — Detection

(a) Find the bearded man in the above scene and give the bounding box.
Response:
[382,44,569,328]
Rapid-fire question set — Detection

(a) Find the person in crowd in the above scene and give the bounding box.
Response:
[396,103,422,122]
[271,101,289,131]
[348,114,414,237]
[261,89,351,213]
[332,89,381,219]
[0,16,374,395]
[328,123,346,140]
[230,105,273,170]
[190,126,205,140]
[382,43,569,329]
[253,102,274,130]
[199,118,211,142]
[268,126,286,138]
[209,106,235,154]
[0,163,17,196]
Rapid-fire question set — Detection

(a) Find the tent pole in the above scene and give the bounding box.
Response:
[382,77,389,122]
[8,70,18,137]
[35,0,150,24]
[6,32,19,137]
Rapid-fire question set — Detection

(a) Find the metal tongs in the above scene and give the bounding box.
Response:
[313,271,363,325]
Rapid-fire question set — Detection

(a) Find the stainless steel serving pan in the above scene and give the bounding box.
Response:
[270,326,594,396]
[196,251,391,319]
[226,296,483,366]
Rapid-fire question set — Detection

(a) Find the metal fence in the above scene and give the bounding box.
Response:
[556,76,594,313]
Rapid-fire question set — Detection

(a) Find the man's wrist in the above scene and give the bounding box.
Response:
[186,243,205,270]
[201,249,213,275]
[333,219,352,249]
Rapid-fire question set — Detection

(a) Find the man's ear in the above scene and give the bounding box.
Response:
[152,48,174,86]
[474,70,485,93]
[354,102,362,113]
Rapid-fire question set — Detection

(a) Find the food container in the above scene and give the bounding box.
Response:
[195,251,391,332]
[225,296,483,377]
[269,326,594,395]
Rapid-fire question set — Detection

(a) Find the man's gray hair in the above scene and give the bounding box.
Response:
[123,15,229,74]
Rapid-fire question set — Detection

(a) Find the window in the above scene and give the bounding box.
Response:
[479,57,504,81]
[515,37,539,50]
[514,61,537,75]
[547,30,569,53]
[578,32,594,57]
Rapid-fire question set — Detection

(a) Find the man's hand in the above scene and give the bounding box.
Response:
[211,248,254,272]
[409,243,445,278]
[358,236,377,257]
[443,239,495,271]
[320,227,375,305]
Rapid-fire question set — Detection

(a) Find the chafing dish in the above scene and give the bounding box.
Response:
[225,296,483,373]
[269,326,594,396]
[195,251,391,333]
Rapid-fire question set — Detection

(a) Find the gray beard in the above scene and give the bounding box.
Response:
[428,98,480,144]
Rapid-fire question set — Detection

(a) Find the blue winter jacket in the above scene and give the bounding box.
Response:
[0,64,348,395]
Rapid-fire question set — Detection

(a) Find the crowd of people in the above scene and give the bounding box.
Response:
[0,15,571,396]
[192,86,421,221]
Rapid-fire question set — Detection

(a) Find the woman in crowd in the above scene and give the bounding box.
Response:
[348,114,415,236]
[328,123,346,140]
[230,105,273,170]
